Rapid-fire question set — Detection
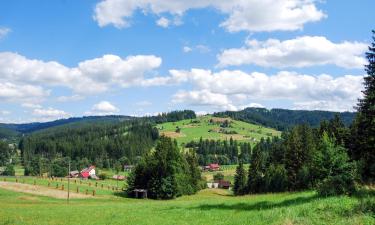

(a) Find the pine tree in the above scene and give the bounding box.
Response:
[350,30,375,182]
[233,158,247,195]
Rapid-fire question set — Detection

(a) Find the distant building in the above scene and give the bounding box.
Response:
[69,170,79,178]
[80,166,96,179]
[207,182,219,189]
[203,163,220,171]
[124,165,134,172]
[218,180,231,189]
[112,175,126,180]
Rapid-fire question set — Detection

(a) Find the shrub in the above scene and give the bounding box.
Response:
[3,164,15,176]
[99,173,108,180]
[213,173,224,181]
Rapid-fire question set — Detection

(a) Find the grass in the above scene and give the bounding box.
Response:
[0,186,373,225]
[156,115,280,146]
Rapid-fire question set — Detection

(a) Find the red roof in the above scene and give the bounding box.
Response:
[209,163,220,169]
[80,166,95,178]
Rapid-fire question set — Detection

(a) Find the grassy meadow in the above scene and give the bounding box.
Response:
[156,115,280,145]
[0,186,373,225]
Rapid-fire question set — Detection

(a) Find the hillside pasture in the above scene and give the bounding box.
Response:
[156,115,281,145]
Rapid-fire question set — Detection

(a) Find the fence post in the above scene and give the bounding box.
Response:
[61,184,64,191]
[85,189,88,195]
[92,190,95,196]
[56,183,59,189]
[76,187,79,193]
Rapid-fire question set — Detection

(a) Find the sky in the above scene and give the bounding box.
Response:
[0,0,374,123]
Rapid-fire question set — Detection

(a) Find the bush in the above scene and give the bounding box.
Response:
[3,164,15,176]
[99,173,108,180]
[265,164,288,192]
[317,174,356,196]
[213,173,224,181]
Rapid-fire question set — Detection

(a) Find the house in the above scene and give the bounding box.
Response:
[203,163,220,171]
[124,165,134,172]
[206,182,219,189]
[69,170,79,178]
[80,166,96,179]
[218,180,231,189]
[112,175,126,180]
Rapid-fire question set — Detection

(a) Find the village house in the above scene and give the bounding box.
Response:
[80,166,98,179]
[203,163,220,171]
[69,170,79,178]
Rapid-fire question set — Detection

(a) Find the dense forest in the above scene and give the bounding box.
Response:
[185,138,251,165]
[214,108,356,131]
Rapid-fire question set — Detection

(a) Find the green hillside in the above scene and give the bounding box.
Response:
[156,115,281,145]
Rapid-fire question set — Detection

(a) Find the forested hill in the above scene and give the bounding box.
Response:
[213,108,356,131]
[0,110,196,141]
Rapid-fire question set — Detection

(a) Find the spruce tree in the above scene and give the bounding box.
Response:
[350,30,375,182]
[233,158,247,195]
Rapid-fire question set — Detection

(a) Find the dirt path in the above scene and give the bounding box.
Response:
[0,181,93,199]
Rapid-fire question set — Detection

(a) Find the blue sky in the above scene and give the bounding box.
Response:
[0,0,373,123]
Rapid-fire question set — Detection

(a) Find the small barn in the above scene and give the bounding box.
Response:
[203,163,220,171]
[112,175,126,180]
[80,166,96,179]
[69,170,79,178]
[218,180,231,189]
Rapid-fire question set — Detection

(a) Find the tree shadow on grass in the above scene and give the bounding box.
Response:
[191,194,320,212]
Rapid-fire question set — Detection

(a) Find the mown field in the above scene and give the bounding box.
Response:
[156,115,281,145]
[0,185,373,225]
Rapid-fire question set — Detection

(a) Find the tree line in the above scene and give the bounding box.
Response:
[185,138,251,165]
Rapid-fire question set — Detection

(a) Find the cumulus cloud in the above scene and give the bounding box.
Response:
[0,52,164,100]
[156,17,170,28]
[218,36,368,69]
[32,107,71,121]
[182,45,210,54]
[93,0,325,32]
[183,46,192,53]
[169,69,364,112]
[85,101,120,116]
[0,82,50,103]
[0,27,11,39]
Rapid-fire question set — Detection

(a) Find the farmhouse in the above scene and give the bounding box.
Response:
[218,180,231,189]
[112,175,126,180]
[80,166,97,179]
[69,170,79,178]
[203,163,220,171]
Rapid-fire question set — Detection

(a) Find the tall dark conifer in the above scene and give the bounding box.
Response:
[233,158,247,195]
[350,30,375,182]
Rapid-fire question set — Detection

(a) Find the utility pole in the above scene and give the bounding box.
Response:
[67,160,70,204]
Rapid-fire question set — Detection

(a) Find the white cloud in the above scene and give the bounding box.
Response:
[182,45,210,54]
[0,27,11,39]
[56,95,85,102]
[169,69,364,112]
[85,101,120,116]
[0,110,10,116]
[0,82,50,104]
[156,17,170,28]
[21,103,42,109]
[293,100,357,112]
[93,0,325,32]
[218,36,368,69]
[183,46,192,53]
[32,107,71,122]
[172,89,238,111]
[0,52,163,98]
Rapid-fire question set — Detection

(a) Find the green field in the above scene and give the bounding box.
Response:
[156,115,280,145]
[0,185,373,225]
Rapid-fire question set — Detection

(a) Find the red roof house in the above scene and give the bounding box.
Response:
[80,166,96,179]
[208,163,220,171]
